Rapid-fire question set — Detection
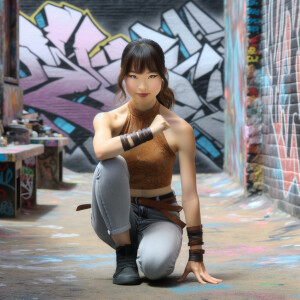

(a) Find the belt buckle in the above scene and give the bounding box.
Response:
[156,196,160,201]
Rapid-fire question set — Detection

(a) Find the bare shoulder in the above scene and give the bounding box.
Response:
[160,105,194,153]
[160,105,193,135]
[93,102,129,134]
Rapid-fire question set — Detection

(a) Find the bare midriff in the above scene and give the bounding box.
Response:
[130,185,173,198]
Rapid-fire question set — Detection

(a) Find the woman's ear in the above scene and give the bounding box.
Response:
[164,67,167,74]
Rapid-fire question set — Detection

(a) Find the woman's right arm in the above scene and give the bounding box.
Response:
[93,112,129,161]
[93,112,169,161]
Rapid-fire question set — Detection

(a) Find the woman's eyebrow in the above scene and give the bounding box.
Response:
[129,71,141,74]
[128,70,158,74]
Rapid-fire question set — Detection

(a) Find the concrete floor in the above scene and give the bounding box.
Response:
[0,170,300,300]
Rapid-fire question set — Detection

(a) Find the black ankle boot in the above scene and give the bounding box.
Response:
[113,244,141,285]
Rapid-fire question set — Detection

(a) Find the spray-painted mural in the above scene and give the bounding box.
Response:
[19,0,224,172]
[261,0,300,216]
[224,0,247,186]
[0,162,15,217]
[21,156,36,208]
[246,0,263,195]
[0,0,23,127]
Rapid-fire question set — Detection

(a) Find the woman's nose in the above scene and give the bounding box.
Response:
[138,80,148,90]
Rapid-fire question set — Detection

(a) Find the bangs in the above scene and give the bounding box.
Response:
[126,44,159,74]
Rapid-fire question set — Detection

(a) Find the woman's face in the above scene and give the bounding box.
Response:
[124,67,163,102]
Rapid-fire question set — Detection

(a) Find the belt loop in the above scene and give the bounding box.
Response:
[134,197,138,205]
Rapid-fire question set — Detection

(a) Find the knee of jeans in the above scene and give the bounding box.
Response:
[100,155,129,177]
[137,252,175,280]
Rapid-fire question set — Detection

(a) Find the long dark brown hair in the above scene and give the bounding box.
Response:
[116,38,175,109]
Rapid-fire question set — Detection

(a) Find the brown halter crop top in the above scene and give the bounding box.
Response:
[120,99,176,189]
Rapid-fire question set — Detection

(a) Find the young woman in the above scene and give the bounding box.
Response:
[86,38,223,285]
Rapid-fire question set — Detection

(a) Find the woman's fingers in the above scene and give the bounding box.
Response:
[200,272,219,284]
[203,270,223,283]
[177,268,190,282]
[177,262,223,285]
[194,271,207,284]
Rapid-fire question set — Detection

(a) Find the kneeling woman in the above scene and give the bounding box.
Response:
[82,38,223,285]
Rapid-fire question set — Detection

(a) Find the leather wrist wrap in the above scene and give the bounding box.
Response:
[188,249,205,262]
[187,225,205,262]
[120,134,131,151]
[187,225,204,247]
[120,127,154,152]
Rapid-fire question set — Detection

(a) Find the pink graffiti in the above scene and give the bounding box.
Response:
[208,245,266,256]
[19,4,128,134]
[269,8,300,196]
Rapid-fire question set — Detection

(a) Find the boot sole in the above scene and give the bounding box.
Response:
[113,276,141,285]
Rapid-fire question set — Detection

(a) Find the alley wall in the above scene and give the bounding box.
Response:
[19,0,225,173]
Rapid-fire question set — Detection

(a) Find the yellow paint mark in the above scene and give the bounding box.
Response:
[20,1,131,58]
[90,33,131,58]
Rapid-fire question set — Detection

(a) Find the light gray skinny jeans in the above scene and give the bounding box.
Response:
[91,155,183,280]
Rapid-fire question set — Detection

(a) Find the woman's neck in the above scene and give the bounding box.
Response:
[128,98,160,118]
[129,98,158,112]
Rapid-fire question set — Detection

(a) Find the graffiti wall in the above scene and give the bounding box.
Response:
[246,0,263,195]
[261,0,300,217]
[0,0,23,127]
[0,0,4,125]
[19,0,225,173]
[224,0,247,186]
[0,162,16,217]
[21,157,36,208]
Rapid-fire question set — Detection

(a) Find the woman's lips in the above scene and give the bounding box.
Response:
[137,93,150,97]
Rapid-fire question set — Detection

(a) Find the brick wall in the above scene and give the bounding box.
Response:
[261,0,300,217]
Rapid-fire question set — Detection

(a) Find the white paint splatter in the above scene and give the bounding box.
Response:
[38,225,63,229]
[36,278,55,283]
[10,249,31,254]
[0,264,46,270]
[56,274,77,282]
[51,233,79,238]
[248,200,264,208]
[239,218,250,222]
[240,200,264,210]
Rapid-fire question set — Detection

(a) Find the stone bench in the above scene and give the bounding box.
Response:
[0,144,44,217]
[30,137,73,190]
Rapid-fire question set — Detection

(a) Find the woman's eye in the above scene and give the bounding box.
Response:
[149,75,157,79]
[129,75,136,79]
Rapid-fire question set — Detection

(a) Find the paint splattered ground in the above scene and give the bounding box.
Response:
[0,170,300,300]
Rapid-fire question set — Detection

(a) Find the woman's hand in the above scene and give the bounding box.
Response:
[149,114,170,136]
[177,261,223,284]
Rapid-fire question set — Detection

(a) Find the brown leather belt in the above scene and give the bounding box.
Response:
[76,203,91,211]
[131,195,186,229]
[76,195,186,229]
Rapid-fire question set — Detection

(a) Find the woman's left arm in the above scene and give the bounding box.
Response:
[176,121,223,284]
